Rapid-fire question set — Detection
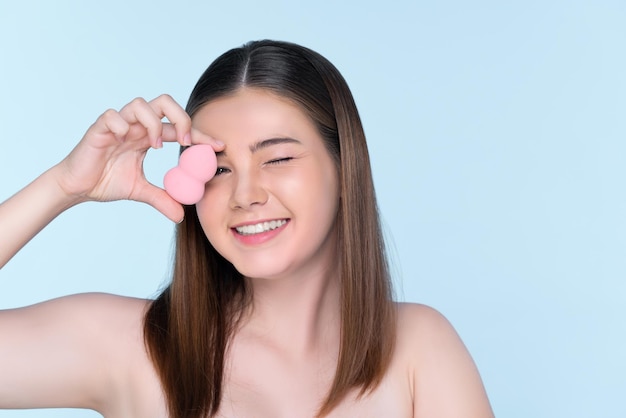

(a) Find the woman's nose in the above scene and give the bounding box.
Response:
[229,171,269,210]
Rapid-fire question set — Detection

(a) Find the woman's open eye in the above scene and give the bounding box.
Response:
[266,157,293,165]
[214,166,230,176]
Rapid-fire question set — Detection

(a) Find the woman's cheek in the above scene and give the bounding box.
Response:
[196,185,224,237]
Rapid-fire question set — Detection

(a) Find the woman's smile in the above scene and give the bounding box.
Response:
[233,219,289,236]
[231,218,290,245]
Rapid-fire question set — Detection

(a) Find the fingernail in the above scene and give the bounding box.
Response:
[214,139,224,147]
[183,133,191,146]
[156,137,163,149]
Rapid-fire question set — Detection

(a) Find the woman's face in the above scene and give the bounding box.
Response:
[194,88,340,281]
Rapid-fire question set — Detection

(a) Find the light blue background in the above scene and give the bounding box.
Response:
[1,1,624,417]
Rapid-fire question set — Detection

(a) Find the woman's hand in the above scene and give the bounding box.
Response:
[54,94,222,222]
[0,94,222,267]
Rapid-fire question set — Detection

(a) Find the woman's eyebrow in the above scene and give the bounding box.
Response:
[215,137,302,157]
[249,137,301,153]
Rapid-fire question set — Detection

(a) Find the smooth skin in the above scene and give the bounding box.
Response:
[0,90,494,418]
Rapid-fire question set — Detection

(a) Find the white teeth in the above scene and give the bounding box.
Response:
[236,219,287,235]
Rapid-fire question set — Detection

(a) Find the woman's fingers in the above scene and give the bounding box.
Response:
[135,181,185,223]
[116,95,192,149]
[190,127,225,152]
[88,109,131,144]
[159,123,178,143]
[119,98,164,148]
[148,94,192,146]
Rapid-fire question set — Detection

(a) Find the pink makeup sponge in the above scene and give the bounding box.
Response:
[163,144,217,205]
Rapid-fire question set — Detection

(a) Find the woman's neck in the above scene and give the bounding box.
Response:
[242,261,341,358]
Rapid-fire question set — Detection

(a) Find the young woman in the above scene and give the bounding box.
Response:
[0,40,494,418]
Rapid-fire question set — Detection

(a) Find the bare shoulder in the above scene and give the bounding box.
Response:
[395,302,454,336]
[30,291,150,313]
[0,292,150,345]
[395,303,467,353]
[0,293,157,415]
[58,292,149,323]
[394,303,494,418]
[8,292,150,345]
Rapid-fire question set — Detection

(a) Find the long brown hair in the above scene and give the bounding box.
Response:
[144,40,396,418]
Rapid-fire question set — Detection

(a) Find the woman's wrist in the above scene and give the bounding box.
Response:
[44,163,91,210]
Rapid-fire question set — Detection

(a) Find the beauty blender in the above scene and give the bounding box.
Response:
[163,144,217,205]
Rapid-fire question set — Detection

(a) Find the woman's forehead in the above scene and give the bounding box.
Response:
[192,88,318,142]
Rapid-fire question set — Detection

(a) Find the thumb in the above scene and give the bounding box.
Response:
[136,183,185,223]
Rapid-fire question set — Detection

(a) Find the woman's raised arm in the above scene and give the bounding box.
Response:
[0,94,221,268]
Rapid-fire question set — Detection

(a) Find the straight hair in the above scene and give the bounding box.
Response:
[144,40,396,418]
